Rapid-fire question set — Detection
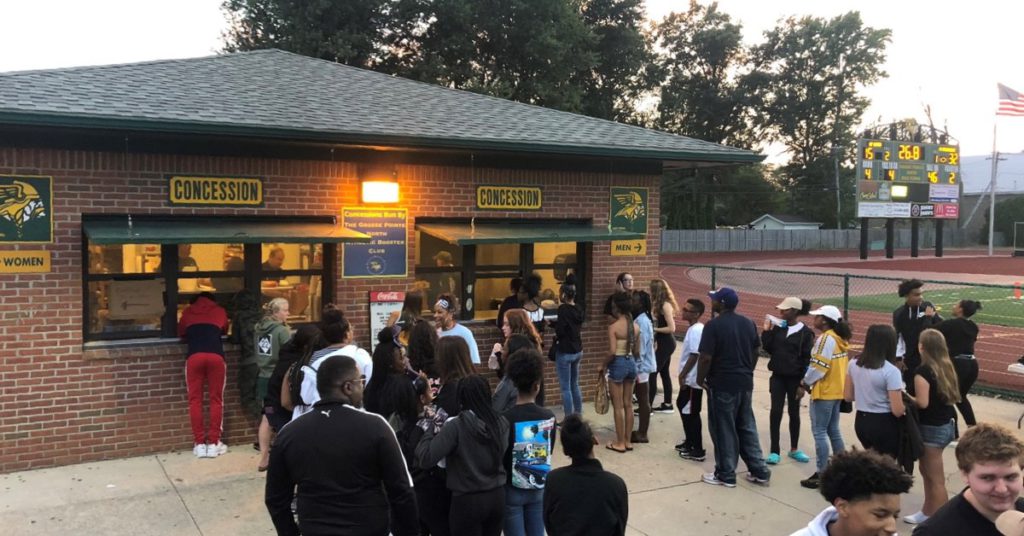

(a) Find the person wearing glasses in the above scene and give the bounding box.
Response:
[602,272,635,319]
[265,354,418,536]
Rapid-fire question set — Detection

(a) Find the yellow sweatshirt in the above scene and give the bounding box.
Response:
[805,329,849,401]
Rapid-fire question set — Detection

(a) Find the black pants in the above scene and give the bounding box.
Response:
[650,336,676,406]
[677,385,704,452]
[449,487,504,536]
[768,375,802,454]
[953,356,979,426]
[855,411,901,460]
[416,470,451,536]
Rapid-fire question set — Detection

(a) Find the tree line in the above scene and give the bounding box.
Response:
[222,0,891,229]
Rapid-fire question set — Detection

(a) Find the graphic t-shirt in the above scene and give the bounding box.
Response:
[503,403,556,490]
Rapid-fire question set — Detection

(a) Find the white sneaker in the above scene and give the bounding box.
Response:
[206,442,228,458]
[903,511,928,525]
[702,472,736,488]
[193,444,208,458]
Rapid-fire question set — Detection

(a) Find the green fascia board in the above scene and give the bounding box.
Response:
[0,111,765,165]
[416,222,646,246]
[83,219,372,244]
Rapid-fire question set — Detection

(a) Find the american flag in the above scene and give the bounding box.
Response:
[998,83,1024,116]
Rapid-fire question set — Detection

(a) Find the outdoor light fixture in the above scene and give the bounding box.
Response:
[359,163,400,203]
[890,185,908,199]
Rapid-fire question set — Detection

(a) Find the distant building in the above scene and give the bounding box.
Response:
[749,214,822,230]
[958,153,1024,240]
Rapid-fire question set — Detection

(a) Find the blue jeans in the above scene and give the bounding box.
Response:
[555,351,583,416]
[706,388,770,484]
[810,399,845,473]
[504,486,544,536]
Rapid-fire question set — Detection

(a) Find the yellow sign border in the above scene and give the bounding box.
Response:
[167,175,265,207]
[476,185,543,211]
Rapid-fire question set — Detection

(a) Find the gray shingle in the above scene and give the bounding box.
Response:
[0,50,761,164]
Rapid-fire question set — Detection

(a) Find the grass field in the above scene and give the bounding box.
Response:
[819,285,1024,328]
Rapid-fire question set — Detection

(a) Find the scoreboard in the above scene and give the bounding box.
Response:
[855,139,961,219]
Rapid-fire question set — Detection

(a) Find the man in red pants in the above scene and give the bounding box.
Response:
[179,292,229,458]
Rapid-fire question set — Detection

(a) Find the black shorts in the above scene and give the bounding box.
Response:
[263,404,291,432]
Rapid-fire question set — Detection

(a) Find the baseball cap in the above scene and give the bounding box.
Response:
[808,305,842,322]
[708,287,739,309]
[776,297,803,311]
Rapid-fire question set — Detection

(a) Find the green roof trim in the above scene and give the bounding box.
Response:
[0,50,763,165]
[416,222,645,246]
[83,219,371,245]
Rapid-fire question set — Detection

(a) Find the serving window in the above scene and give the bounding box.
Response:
[82,215,355,342]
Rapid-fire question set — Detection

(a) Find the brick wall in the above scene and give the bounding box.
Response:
[0,146,661,472]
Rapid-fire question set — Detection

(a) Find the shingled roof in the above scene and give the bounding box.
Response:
[0,49,761,165]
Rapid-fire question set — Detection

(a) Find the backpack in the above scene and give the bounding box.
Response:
[285,361,309,409]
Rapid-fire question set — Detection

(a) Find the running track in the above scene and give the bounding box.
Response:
[659,250,1024,391]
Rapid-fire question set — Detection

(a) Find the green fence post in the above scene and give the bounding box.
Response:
[843,274,850,320]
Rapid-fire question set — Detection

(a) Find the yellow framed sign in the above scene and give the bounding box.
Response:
[167,175,264,207]
[0,250,51,273]
[476,185,542,211]
[609,186,648,256]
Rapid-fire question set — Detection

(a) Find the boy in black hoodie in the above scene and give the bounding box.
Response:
[893,279,941,381]
[761,297,815,466]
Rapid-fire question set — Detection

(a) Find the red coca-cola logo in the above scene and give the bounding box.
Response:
[370,291,405,302]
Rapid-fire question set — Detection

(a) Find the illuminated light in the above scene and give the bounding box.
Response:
[361,180,400,203]
[891,185,909,198]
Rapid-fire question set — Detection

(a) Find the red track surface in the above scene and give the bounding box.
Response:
[659,250,1024,391]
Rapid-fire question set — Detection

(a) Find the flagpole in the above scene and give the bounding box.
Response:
[988,121,998,256]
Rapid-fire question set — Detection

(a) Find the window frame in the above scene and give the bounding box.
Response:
[81,215,337,342]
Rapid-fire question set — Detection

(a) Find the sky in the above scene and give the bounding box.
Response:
[1,0,1023,160]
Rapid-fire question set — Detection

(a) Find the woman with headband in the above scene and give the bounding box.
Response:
[434,293,481,365]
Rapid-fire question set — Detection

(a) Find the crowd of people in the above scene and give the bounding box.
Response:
[173,269,1023,536]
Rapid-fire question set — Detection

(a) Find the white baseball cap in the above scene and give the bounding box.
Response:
[808,305,842,322]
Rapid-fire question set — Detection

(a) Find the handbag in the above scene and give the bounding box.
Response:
[548,342,558,363]
[594,373,610,415]
[839,400,853,413]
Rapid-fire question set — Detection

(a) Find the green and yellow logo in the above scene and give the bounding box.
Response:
[0,175,53,243]
[609,186,648,234]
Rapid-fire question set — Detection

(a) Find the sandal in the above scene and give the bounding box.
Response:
[605,444,627,454]
[258,464,269,472]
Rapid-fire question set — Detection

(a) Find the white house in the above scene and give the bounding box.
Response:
[749,213,823,230]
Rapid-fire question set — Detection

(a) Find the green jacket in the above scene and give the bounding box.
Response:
[254,317,291,377]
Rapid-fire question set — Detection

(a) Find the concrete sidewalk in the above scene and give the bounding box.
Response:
[3,358,1023,536]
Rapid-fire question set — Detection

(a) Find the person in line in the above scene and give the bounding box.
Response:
[364,327,415,423]
[631,290,656,444]
[543,414,628,536]
[761,297,815,466]
[599,291,638,454]
[649,279,679,413]
[494,334,540,413]
[178,292,229,459]
[519,273,547,337]
[264,355,418,536]
[903,329,962,525]
[294,306,372,419]
[435,293,481,365]
[261,324,321,468]
[434,335,475,418]
[393,372,450,536]
[407,317,440,392]
[913,422,1024,535]
[696,287,771,488]
[602,272,635,319]
[553,274,584,418]
[502,349,556,536]
[790,448,914,536]
[387,289,426,329]
[676,298,706,461]
[800,305,851,489]
[232,288,264,425]
[893,279,941,381]
[936,299,983,428]
[496,276,524,331]
[844,324,905,461]
[416,375,510,536]
[254,297,292,469]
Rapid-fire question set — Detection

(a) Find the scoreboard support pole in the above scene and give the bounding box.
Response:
[935,219,944,257]
[859,218,869,259]
[885,219,895,259]
[911,219,920,258]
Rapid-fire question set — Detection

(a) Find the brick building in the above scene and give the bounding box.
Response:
[0,50,760,472]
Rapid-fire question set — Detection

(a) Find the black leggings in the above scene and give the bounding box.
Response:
[650,335,676,406]
[417,470,451,536]
[953,356,979,426]
[855,411,901,460]
[768,375,802,454]
[449,487,504,536]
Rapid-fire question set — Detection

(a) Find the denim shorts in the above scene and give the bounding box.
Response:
[919,420,956,449]
[607,356,637,383]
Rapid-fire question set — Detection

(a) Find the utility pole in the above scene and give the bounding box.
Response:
[833,53,846,229]
[988,125,999,256]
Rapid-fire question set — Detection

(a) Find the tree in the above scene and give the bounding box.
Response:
[221,0,392,68]
[385,0,597,112]
[746,12,891,227]
[980,196,1024,245]
[576,0,657,122]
